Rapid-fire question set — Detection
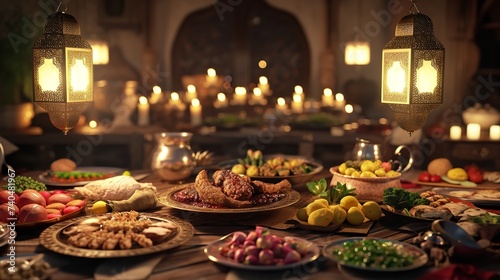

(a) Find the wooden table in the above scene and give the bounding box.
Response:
[4,170,500,280]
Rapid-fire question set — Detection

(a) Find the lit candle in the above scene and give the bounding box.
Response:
[275,97,287,114]
[344,104,354,114]
[450,126,462,140]
[190,98,202,126]
[233,86,247,105]
[88,120,97,129]
[322,88,334,107]
[335,92,345,110]
[291,94,303,114]
[490,125,500,140]
[214,92,228,108]
[467,123,481,140]
[206,68,217,87]
[294,85,303,96]
[250,88,266,105]
[149,85,162,104]
[168,92,185,111]
[185,84,197,102]
[258,76,270,95]
[137,96,150,126]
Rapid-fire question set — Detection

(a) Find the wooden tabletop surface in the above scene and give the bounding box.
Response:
[4,169,500,280]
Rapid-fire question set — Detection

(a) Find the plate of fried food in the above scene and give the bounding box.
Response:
[158,169,300,213]
[40,211,194,258]
[217,150,323,186]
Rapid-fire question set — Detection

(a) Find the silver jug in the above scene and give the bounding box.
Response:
[352,138,413,173]
[151,132,195,182]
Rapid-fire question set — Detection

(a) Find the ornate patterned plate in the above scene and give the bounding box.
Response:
[38,167,124,187]
[158,184,300,213]
[322,237,428,272]
[40,213,194,258]
[204,234,320,271]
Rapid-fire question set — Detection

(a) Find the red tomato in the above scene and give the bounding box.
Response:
[418,172,431,182]
[430,175,442,182]
[468,172,484,184]
[465,164,480,174]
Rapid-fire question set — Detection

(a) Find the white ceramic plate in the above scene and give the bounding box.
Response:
[38,167,124,187]
[322,237,428,272]
[432,187,500,207]
[204,234,320,270]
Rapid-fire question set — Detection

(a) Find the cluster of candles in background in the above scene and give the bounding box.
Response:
[135,68,352,127]
[449,124,500,141]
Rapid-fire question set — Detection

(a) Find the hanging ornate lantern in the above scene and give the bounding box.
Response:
[33,8,93,134]
[381,2,445,134]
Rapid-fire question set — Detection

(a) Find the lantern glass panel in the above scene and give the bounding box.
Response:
[381,49,411,104]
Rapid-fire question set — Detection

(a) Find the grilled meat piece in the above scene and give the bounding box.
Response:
[213,170,254,200]
[251,179,291,194]
[194,170,252,208]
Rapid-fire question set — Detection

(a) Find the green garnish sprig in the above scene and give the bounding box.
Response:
[306,178,356,205]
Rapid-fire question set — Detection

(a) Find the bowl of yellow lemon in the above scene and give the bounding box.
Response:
[330,160,402,202]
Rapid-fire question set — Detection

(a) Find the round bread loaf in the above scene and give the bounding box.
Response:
[50,158,77,172]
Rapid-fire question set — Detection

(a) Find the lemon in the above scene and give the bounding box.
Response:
[296,207,309,222]
[314,198,330,207]
[122,170,131,176]
[447,167,468,181]
[308,208,334,226]
[361,201,382,220]
[360,171,376,178]
[329,205,347,225]
[231,164,246,174]
[345,167,356,176]
[305,200,328,215]
[246,165,259,176]
[386,170,401,177]
[351,171,361,178]
[360,161,377,172]
[340,196,359,211]
[338,163,347,174]
[346,207,365,225]
[374,168,386,177]
[92,201,108,215]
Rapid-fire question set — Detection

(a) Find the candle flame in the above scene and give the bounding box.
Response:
[335,93,344,102]
[191,98,200,106]
[293,94,301,102]
[89,120,97,128]
[235,87,247,95]
[171,92,179,101]
[139,96,148,104]
[207,68,216,77]
[294,85,303,94]
[277,97,285,106]
[153,86,162,94]
[187,84,196,93]
[217,92,226,101]
[259,76,268,85]
[253,88,262,96]
[323,88,333,97]
[345,104,354,113]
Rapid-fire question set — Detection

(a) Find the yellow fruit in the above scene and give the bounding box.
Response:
[345,167,356,176]
[329,205,347,225]
[351,171,361,178]
[246,165,259,176]
[122,170,131,176]
[360,171,376,178]
[305,200,328,215]
[338,163,347,174]
[314,198,330,207]
[360,161,377,172]
[231,164,246,174]
[447,167,468,181]
[374,168,386,177]
[346,207,365,225]
[357,202,363,209]
[340,196,359,211]
[296,207,308,222]
[427,158,453,176]
[362,201,382,220]
[308,208,334,226]
[386,170,401,177]
[92,201,108,215]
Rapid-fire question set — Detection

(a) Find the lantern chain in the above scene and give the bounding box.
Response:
[56,0,72,13]
[409,0,420,14]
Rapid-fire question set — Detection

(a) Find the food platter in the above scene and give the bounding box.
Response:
[217,155,323,185]
[322,237,428,272]
[38,167,124,187]
[432,187,500,207]
[204,235,320,271]
[40,212,194,258]
[380,205,435,222]
[158,184,300,213]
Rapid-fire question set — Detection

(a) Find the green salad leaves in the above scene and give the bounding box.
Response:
[382,188,429,211]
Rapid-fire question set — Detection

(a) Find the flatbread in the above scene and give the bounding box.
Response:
[448,191,474,198]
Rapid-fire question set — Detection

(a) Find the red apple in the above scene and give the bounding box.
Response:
[46,203,66,211]
[17,191,46,209]
[39,191,52,204]
[48,193,73,205]
[18,204,47,223]
[381,162,392,172]
[51,190,68,195]
[0,190,18,204]
[63,206,81,215]
[66,199,85,208]
[0,204,19,222]
[47,213,62,220]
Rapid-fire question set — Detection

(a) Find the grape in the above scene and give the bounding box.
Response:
[2,175,47,193]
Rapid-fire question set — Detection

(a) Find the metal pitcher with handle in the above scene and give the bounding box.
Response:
[352,138,413,173]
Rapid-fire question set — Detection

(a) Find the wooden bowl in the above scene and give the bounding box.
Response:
[330,166,401,202]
